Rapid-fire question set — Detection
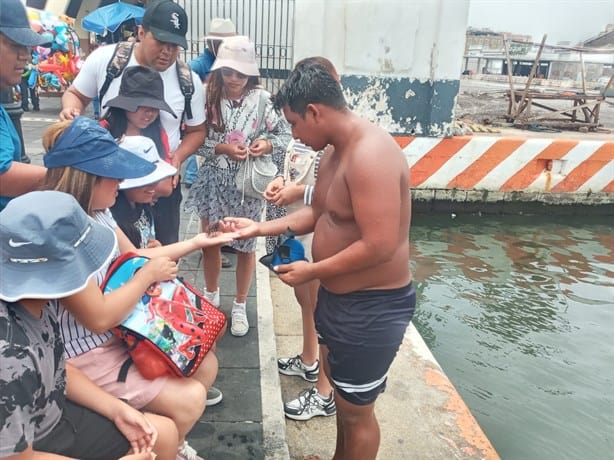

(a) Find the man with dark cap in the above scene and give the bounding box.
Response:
[0,0,48,211]
[60,0,206,247]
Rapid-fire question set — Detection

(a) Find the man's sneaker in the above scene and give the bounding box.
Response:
[278,355,319,382]
[203,287,220,307]
[206,386,223,406]
[176,440,204,460]
[284,387,336,421]
[231,300,249,336]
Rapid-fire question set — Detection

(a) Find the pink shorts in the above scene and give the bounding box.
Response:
[68,336,168,409]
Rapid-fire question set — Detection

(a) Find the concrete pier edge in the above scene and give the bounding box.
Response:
[256,238,291,460]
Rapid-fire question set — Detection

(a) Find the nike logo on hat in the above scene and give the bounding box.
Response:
[8,239,33,247]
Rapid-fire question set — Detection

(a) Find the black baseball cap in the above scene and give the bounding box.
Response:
[0,0,48,46]
[142,0,188,49]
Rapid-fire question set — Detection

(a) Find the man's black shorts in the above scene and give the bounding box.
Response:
[315,282,416,405]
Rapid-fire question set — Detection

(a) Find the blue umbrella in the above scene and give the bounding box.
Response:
[82,1,145,35]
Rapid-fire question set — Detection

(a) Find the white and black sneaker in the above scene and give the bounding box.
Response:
[206,386,223,406]
[284,387,336,421]
[277,354,319,382]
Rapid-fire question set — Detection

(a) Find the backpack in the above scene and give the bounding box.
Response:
[101,253,226,380]
[99,41,195,120]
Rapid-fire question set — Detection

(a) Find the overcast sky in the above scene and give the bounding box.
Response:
[467,0,614,45]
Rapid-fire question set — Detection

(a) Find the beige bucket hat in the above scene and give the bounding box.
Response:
[210,35,260,76]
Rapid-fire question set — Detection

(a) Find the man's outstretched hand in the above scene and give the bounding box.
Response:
[219,217,260,239]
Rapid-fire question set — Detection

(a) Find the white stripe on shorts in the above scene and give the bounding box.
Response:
[332,372,388,394]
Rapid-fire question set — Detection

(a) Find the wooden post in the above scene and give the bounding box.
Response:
[579,52,586,94]
[514,34,547,119]
[600,74,614,97]
[503,34,516,118]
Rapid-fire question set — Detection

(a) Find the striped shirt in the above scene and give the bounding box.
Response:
[57,209,119,358]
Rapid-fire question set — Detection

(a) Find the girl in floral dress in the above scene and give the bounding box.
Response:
[185,36,290,337]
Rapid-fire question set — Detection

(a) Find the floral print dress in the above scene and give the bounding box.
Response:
[184,87,291,252]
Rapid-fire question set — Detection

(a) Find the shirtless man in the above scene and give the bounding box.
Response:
[223,61,416,460]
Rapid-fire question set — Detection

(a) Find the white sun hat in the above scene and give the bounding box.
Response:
[204,18,237,41]
[210,35,260,77]
[119,136,177,190]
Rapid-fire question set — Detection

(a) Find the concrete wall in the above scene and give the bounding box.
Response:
[293,0,470,137]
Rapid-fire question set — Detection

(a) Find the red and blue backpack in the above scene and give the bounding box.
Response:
[101,253,226,380]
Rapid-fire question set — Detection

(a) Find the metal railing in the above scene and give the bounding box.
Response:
[176,0,295,93]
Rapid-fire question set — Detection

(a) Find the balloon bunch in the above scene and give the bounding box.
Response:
[26,8,83,92]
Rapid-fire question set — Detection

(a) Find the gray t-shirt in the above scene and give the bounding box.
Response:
[0,300,65,456]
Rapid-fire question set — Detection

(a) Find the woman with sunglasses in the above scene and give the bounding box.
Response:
[185,36,290,337]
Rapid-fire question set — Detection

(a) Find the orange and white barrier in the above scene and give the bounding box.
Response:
[395,136,614,195]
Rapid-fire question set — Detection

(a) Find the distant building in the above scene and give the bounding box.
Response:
[583,24,614,48]
[462,27,614,82]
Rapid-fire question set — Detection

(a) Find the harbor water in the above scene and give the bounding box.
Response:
[410,213,614,460]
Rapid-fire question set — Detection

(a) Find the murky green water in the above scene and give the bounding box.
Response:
[410,214,614,460]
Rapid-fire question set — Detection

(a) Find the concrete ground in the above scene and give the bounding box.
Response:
[19,96,499,459]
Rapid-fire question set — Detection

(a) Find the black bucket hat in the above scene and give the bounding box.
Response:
[104,66,177,117]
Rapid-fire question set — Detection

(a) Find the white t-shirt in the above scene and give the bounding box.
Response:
[72,44,205,151]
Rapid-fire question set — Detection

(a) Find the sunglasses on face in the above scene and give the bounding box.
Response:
[221,67,248,79]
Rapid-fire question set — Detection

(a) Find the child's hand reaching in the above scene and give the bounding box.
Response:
[142,257,178,283]
[191,230,239,248]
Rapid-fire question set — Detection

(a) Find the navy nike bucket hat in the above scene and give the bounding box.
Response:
[44,117,156,179]
[0,191,117,302]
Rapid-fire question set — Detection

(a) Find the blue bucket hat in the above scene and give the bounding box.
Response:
[0,191,117,302]
[44,117,156,179]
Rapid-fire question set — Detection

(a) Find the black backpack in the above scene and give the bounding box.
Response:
[98,41,195,120]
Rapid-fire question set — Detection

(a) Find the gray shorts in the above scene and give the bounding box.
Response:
[315,282,416,405]
[33,400,130,459]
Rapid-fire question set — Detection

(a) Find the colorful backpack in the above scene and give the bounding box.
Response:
[101,253,226,380]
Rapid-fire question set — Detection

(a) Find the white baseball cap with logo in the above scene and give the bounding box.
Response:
[119,136,178,190]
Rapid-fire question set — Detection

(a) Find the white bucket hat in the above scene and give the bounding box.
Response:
[204,18,236,41]
[119,136,177,190]
[0,191,117,302]
[210,35,260,77]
